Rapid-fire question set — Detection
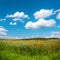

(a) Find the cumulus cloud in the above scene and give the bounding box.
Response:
[0,26,8,35]
[10,22,17,25]
[34,9,53,19]
[53,9,60,14]
[25,19,56,29]
[50,32,60,38]
[45,31,60,38]
[55,9,60,19]
[6,11,29,22]
[6,11,28,18]
[0,18,6,21]
[56,12,60,19]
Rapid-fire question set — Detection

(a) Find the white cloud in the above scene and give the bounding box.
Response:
[10,22,17,25]
[34,9,53,19]
[6,11,28,18]
[0,35,22,39]
[0,18,6,21]
[53,9,60,14]
[6,11,29,22]
[45,31,60,38]
[57,12,60,19]
[0,26,8,35]
[55,9,60,19]
[50,32,60,38]
[25,19,56,29]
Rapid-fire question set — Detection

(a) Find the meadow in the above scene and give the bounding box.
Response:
[0,38,60,60]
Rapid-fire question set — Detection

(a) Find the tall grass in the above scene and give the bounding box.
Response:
[0,39,60,60]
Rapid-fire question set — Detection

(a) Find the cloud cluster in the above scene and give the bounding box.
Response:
[6,11,29,22]
[45,31,60,38]
[50,32,60,38]
[25,9,58,29]
[34,9,53,19]
[53,9,60,14]
[0,26,8,35]
[25,19,56,29]
[0,18,6,21]
[0,9,60,38]
[10,22,17,25]
[0,9,60,27]
[57,12,60,19]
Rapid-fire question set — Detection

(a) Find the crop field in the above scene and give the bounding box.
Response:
[0,38,60,60]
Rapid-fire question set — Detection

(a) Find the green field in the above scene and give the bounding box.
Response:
[0,38,60,60]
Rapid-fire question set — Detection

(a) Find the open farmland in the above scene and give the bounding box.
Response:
[0,38,60,60]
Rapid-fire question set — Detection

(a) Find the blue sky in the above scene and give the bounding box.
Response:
[0,0,60,39]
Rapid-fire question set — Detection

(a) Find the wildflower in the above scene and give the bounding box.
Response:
[39,44,43,48]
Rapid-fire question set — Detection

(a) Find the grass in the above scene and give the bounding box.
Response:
[0,38,60,60]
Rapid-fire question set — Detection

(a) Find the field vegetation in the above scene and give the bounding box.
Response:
[0,38,60,60]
